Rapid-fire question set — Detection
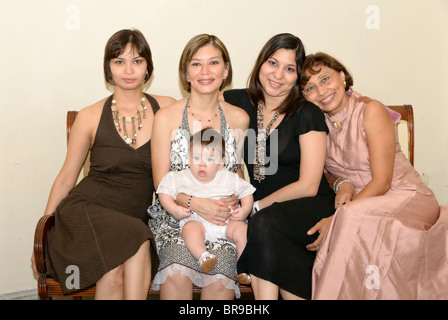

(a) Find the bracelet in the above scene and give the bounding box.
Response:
[332,177,344,192]
[187,195,194,213]
[335,179,353,193]
[252,201,260,214]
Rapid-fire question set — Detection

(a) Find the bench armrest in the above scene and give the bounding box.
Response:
[33,213,55,274]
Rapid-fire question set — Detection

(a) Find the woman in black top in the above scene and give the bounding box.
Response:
[223,33,335,299]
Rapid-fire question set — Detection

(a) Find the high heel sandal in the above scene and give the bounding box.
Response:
[236,273,251,285]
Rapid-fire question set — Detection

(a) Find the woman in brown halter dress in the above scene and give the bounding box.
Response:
[31,29,175,299]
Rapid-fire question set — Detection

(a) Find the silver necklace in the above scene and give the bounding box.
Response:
[187,98,219,123]
[254,101,279,182]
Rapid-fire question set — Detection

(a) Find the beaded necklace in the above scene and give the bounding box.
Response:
[111,96,147,146]
[187,97,219,123]
[254,101,279,182]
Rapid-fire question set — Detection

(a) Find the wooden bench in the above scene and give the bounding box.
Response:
[34,105,413,300]
[34,110,252,300]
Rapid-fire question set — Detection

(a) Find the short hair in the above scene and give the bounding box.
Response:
[300,52,353,91]
[247,33,306,119]
[189,128,225,159]
[179,34,232,92]
[103,29,154,85]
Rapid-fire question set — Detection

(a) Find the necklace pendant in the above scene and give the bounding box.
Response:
[111,95,146,147]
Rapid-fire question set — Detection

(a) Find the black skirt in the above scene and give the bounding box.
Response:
[237,194,335,299]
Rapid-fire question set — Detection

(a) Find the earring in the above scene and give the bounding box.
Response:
[343,80,346,87]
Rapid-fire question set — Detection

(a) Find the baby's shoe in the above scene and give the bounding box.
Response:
[199,252,217,273]
[236,273,251,285]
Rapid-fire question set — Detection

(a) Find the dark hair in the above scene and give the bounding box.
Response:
[103,29,154,85]
[301,52,353,91]
[247,33,306,119]
[189,127,225,158]
[179,34,232,92]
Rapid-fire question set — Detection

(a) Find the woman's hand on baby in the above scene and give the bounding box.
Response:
[219,194,239,210]
[193,197,231,226]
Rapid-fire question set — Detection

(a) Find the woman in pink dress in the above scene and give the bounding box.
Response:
[300,52,448,299]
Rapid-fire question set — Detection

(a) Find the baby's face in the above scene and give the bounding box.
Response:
[189,145,224,183]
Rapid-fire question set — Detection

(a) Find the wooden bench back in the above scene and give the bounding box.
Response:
[387,105,414,166]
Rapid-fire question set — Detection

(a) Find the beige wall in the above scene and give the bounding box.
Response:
[1,0,447,294]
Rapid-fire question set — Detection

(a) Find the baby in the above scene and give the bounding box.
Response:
[157,128,255,284]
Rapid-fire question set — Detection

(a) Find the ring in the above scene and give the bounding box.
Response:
[336,200,341,204]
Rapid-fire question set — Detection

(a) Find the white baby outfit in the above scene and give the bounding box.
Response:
[157,168,255,242]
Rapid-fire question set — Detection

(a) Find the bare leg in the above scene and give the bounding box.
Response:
[226,220,247,258]
[280,288,305,300]
[250,274,279,300]
[123,240,151,300]
[160,272,193,300]
[182,221,207,260]
[201,279,234,300]
[95,265,124,300]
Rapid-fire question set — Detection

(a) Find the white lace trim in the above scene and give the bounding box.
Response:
[152,263,241,299]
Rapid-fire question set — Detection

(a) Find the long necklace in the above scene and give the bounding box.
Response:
[254,101,279,182]
[187,98,219,123]
[111,96,147,146]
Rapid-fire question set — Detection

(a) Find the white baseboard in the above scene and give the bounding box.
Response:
[0,289,38,300]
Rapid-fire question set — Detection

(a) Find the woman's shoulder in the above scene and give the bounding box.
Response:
[293,101,325,120]
[301,100,323,112]
[223,88,253,111]
[221,98,248,115]
[154,98,186,117]
[149,93,177,108]
[223,88,249,101]
[77,97,107,122]
[363,99,395,126]
[220,100,249,130]
[289,101,328,134]
[151,98,187,134]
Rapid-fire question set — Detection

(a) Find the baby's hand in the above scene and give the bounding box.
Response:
[172,205,192,220]
[229,207,250,221]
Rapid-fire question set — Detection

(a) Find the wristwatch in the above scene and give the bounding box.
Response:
[252,201,260,214]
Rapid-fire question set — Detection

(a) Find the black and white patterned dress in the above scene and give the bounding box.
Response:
[148,101,241,297]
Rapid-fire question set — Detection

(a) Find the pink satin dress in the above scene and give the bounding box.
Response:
[313,91,448,299]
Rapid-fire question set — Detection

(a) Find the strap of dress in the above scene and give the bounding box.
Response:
[180,100,190,136]
[144,93,160,115]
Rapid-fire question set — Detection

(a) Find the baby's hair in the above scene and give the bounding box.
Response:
[189,127,225,159]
